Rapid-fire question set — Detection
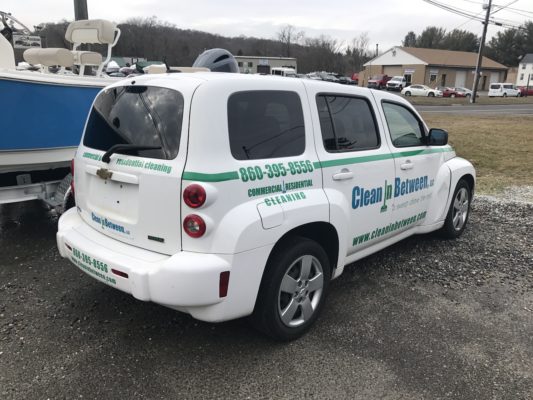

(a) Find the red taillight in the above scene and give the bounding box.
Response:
[111,269,129,279]
[183,214,206,238]
[219,271,230,298]
[70,158,75,195]
[183,184,206,208]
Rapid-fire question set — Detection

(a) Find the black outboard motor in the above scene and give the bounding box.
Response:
[192,48,239,73]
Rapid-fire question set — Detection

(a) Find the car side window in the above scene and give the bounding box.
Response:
[228,91,305,160]
[382,102,425,147]
[317,95,380,152]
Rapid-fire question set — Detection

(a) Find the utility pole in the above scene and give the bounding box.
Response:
[73,0,88,20]
[471,0,492,103]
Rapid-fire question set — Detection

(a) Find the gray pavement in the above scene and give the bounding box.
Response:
[0,199,532,399]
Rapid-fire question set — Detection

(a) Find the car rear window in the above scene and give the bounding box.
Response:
[490,84,500,90]
[228,90,305,160]
[83,86,184,160]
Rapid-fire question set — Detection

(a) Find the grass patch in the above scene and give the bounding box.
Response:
[421,113,533,194]
[406,96,533,106]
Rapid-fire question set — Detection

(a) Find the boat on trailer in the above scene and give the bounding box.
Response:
[0,17,121,209]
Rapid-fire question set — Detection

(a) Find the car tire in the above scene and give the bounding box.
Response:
[503,93,507,98]
[440,179,471,239]
[428,92,435,97]
[466,93,471,98]
[450,93,456,98]
[250,236,331,341]
[405,91,411,96]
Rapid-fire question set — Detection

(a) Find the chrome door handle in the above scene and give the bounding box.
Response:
[400,160,414,170]
[332,168,353,181]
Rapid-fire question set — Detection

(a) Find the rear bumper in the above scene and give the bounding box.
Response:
[57,208,270,322]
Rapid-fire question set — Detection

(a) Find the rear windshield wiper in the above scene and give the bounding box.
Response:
[102,144,163,163]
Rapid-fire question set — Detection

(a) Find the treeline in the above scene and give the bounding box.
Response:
[403,21,533,66]
[38,17,371,74]
[36,17,533,73]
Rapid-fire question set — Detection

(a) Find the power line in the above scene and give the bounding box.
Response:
[464,0,533,16]
[490,0,519,15]
[423,0,522,29]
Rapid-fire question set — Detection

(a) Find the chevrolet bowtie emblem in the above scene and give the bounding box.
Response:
[96,168,113,180]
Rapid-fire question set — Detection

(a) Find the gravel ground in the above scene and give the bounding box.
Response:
[0,196,532,399]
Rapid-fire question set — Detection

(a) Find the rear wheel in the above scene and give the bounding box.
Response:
[450,93,456,98]
[503,93,507,98]
[251,237,331,341]
[440,179,471,239]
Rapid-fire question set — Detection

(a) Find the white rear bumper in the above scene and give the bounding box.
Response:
[57,208,270,322]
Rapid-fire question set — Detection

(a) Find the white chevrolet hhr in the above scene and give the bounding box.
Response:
[57,73,475,340]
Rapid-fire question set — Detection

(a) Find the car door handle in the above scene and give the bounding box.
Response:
[400,160,414,170]
[332,168,353,181]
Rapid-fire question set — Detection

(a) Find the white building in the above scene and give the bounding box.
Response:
[516,54,533,87]
[235,56,297,74]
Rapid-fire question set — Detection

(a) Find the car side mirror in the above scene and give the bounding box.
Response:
[427,128,448,146]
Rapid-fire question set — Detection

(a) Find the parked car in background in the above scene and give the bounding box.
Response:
[402,85,443,97]
[518,86,533,96]
[336,76,356,85]
[386,76,407,91]
[367,74,390,89]
[351,73,359,84]
[308,71,339,83]
[488,83,521,97]
[452,87,472,98]
[435,86,466,98]
[271,67,297,78]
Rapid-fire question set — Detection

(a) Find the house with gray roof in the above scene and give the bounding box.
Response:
[362,47,508,90]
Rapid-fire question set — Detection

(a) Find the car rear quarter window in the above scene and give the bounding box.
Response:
[382,102,425,147]
[317,95,380,152]
[228,90,305,160]
[83,86,184,160]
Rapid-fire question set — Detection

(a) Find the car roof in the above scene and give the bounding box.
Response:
[104,72,409,104]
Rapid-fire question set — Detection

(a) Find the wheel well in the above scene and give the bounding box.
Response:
[460,174,475,197]
[269,222,339,275]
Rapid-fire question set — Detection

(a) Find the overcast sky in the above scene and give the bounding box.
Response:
[6,0,533,51]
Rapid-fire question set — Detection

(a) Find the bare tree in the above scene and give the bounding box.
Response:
[276,24,304,57]
[346,32,370,72]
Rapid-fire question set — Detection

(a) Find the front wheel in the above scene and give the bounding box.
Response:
[440,179,471,239]
[503,93,507,98]
[450,93,456,98]
[404,91,411,96]
[428,92,435,97]
[251,237,331,341]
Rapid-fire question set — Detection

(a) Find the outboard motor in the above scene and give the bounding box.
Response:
[192,48,239,73]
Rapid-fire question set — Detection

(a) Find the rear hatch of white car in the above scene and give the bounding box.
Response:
[74,78,201,255]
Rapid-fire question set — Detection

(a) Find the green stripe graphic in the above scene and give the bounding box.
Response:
[183,147,454,182]
[182,171,240,182]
